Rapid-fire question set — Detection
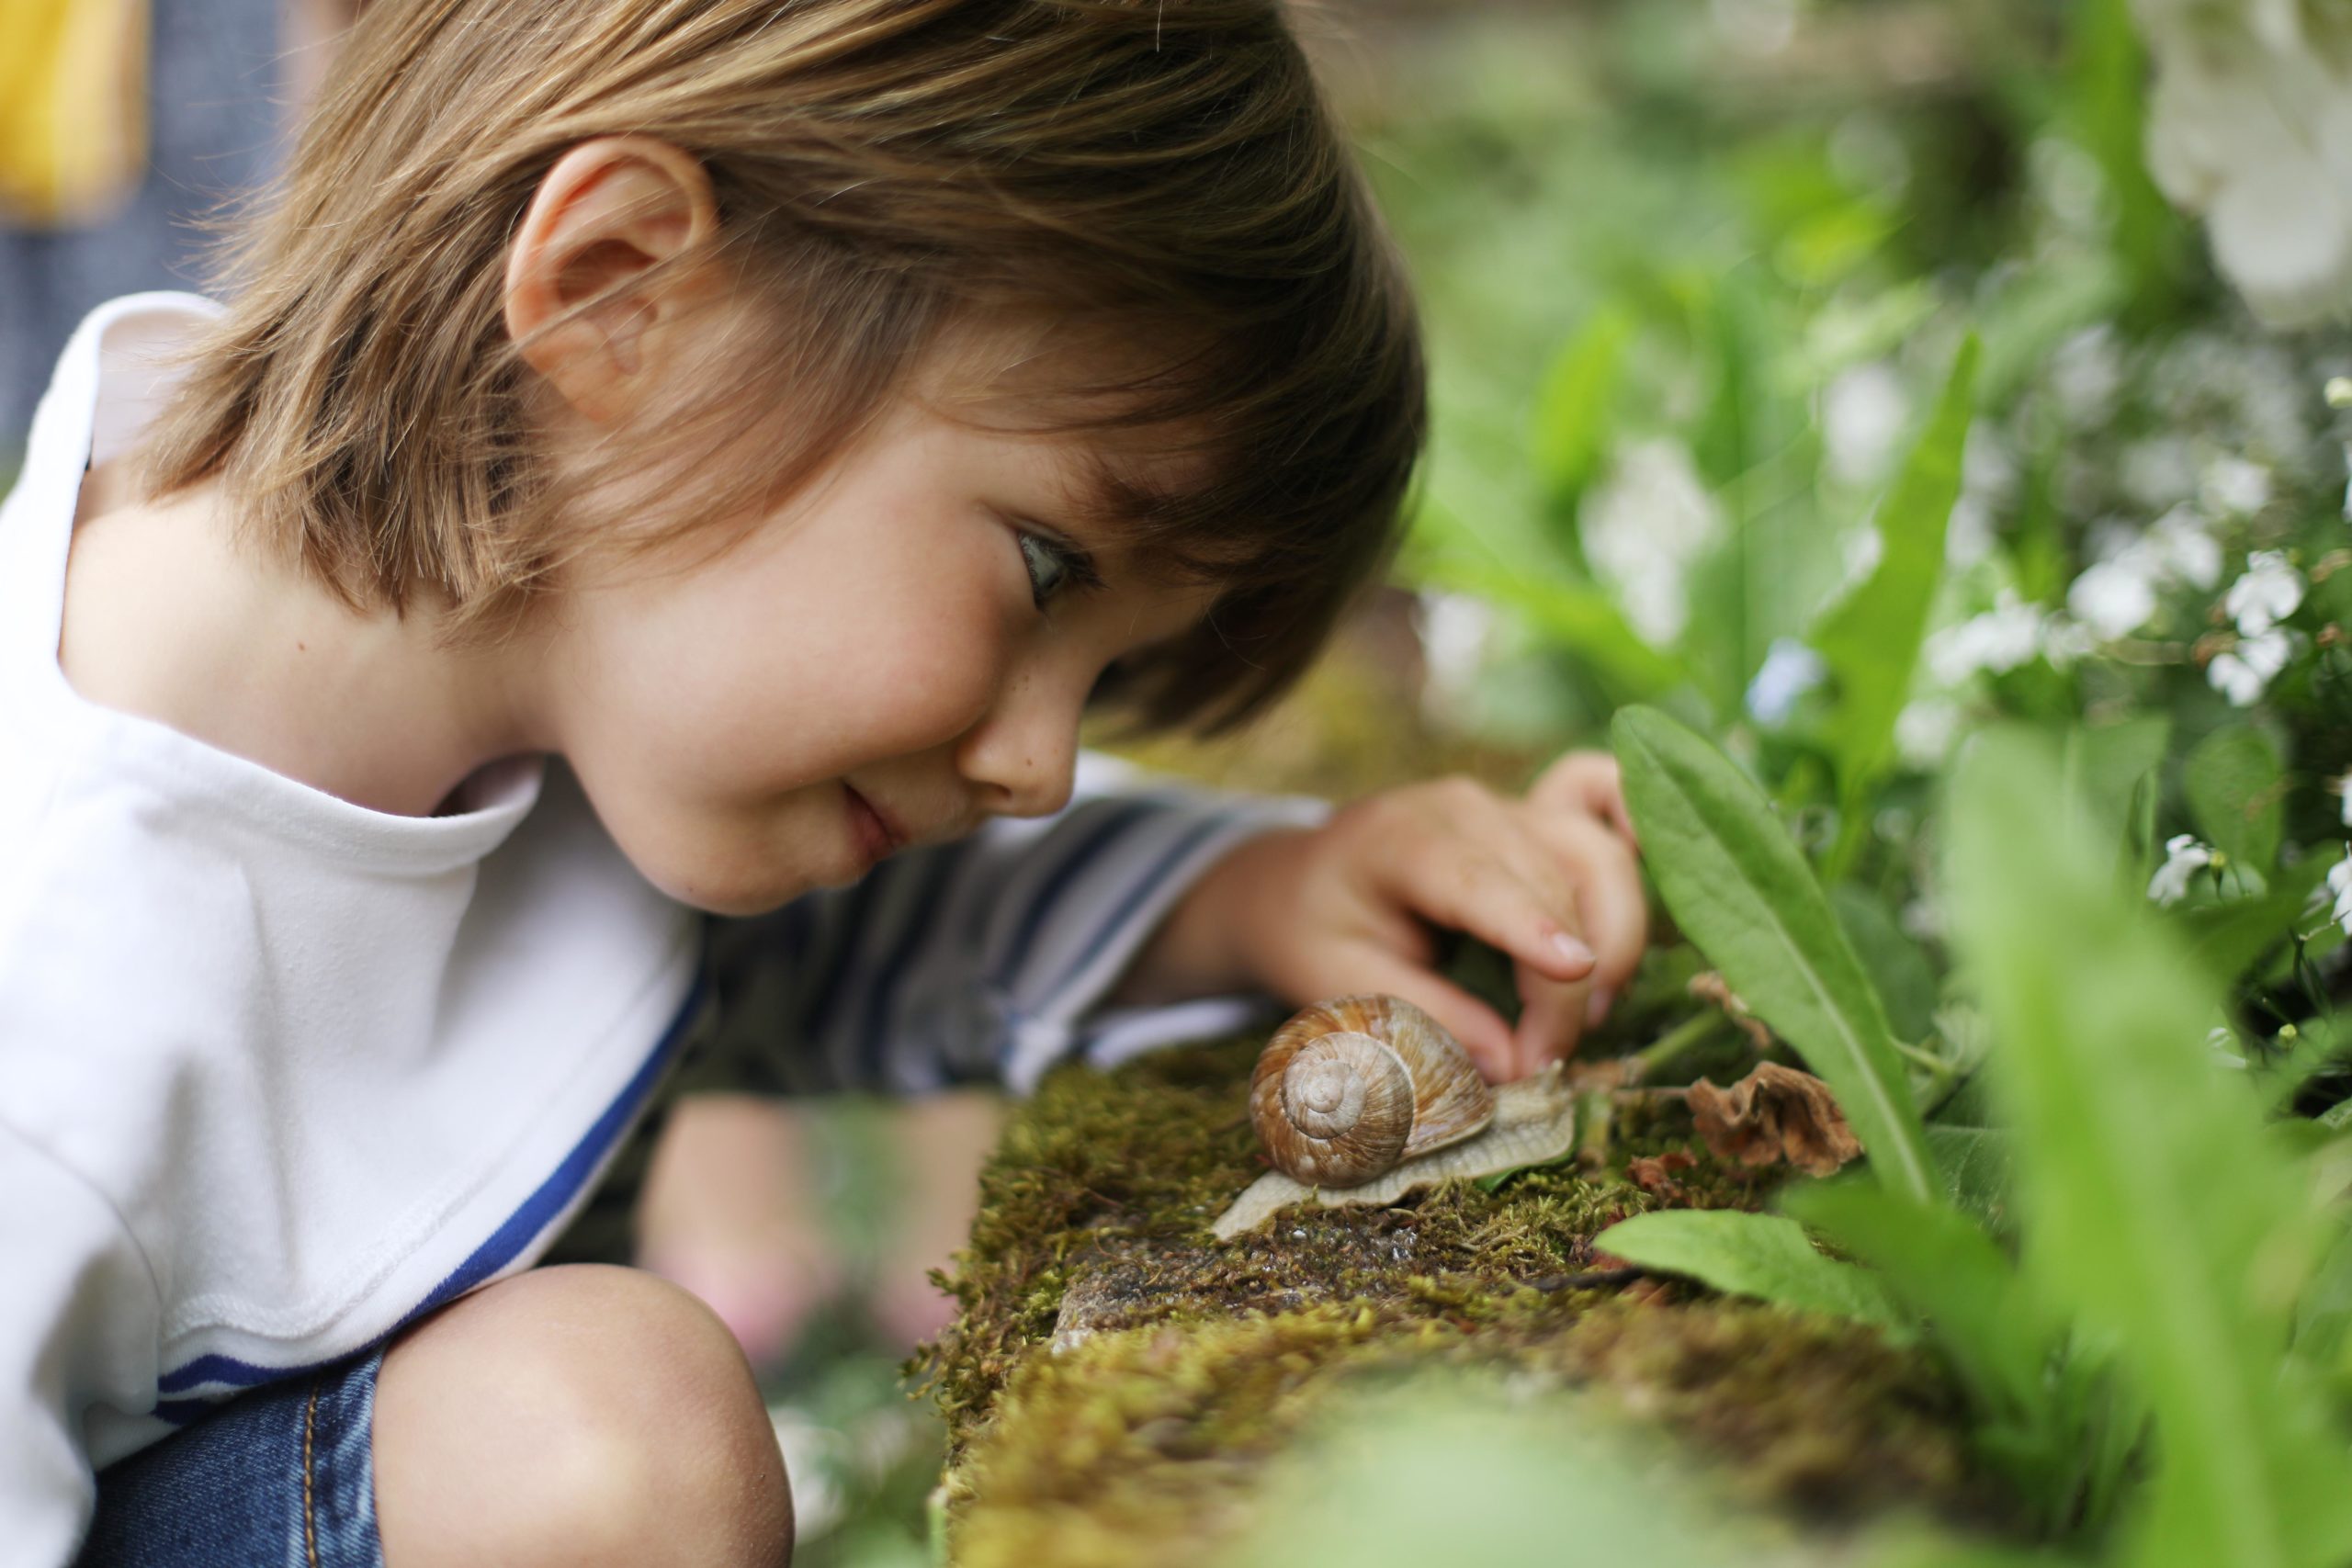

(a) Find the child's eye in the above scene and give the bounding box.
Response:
[1015,528,1100,611]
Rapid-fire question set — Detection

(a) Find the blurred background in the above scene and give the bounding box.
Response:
[6,0,2343,1562]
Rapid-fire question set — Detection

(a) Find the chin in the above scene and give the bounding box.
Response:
[578,781,847,916]
[630,841,832,919]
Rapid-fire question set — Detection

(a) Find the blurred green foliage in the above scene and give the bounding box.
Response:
[1228,1,2352,1562]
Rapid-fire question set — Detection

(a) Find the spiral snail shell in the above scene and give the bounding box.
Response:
[1249,995,1496,1187]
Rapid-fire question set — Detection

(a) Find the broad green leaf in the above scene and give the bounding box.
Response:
[1529,304,1636,505]
[2184,723,2286,876]
[1923,1123,2012,1230]
[1811,338,1979,871]
[1830,884,1939,1043]
[2056,716,2171,869]
[2293,1218,2352,1375]
[1784,1181,2087,1534]
[1945,729,2352,1568]
[1594,1210,1908,1336]
[1612,706,1937,1204]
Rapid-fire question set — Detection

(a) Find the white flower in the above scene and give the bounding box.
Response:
[2199,455,2274,516]
[1894,698,1962,769]
[1924,591,2095,682]
[2339,769,2352,829]
[1823,362,1910,486]
[2330,855,2352,937]
[2208,627,2293,706]
[2068,557,2161,639]
[1745,638,1827,727]
[2049,326,2123,425]
[2138,2,2352,326]
[2149,834,2214,906]
[1925,592,2050,685]
[2148,504,2222,590]
[1582,438,1723,647]
[2224,550,2304,636]
[2065,505,2226,643]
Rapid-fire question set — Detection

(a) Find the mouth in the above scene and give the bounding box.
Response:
[843,784,906,866]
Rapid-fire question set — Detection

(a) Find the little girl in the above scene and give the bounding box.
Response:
[0,2,1646,1563]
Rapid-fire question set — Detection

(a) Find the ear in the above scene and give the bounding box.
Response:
[503,136,723,428]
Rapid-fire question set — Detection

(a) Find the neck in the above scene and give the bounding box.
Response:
[62,466,550,818]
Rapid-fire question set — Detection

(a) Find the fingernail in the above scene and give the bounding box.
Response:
[1585,987,1614,1028]
[1549,931,1595,970]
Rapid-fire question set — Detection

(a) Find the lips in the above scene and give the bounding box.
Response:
[844,784,905,865]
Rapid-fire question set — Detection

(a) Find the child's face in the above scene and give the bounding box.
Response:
[532,378,1218,918]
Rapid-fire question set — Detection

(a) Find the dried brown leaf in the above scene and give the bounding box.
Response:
[1627,1149,1698,1201]
[1686,1062,1863,1177]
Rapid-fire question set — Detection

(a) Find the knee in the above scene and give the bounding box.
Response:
[374,1265,792,1568]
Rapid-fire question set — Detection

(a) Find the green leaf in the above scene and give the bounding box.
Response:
[1784,1181,2092,1533]
[2056,715,2171,872]
[1811,338,1979,871]
[1529,304,1637,505]
[1594,1210,1907,1336]
[1611,706,1938,1204]
[2293,1217,2352,1375]
[2183,723,2286,876]
[1945,728,2352,1568]
[1923,1123,2013,1230]
[1830,884,1939,1043]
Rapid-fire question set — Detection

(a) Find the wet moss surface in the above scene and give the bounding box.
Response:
[913,1037,2011,1567]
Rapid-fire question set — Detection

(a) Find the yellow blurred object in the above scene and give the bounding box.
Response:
[0,0,149,227]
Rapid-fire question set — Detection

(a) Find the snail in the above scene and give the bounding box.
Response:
[1249,994,1496,1187]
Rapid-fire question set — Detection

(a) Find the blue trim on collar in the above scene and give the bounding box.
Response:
[153,975,706,1399]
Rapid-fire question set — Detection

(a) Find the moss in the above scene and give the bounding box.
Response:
[913,1035,1739,1454]
[915,1037,2012,1565]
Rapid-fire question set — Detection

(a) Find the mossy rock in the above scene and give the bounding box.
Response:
[914,1039,2017,1566]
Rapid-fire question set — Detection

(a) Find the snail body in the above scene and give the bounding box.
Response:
[1250,995,1495,1186]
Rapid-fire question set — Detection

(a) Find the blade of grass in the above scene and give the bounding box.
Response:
[1812,337,1978,877]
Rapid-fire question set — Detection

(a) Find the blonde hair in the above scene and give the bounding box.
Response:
[141,0,1424,732]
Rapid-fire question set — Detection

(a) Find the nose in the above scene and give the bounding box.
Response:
[955,660,1085,819]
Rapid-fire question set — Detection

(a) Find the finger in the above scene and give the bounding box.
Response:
[1531,751,1640,851]
[1526,811,1648,998]
[1367,842,1599,989]
[1511,947,1595,1077]
[1324,945,1521,1082]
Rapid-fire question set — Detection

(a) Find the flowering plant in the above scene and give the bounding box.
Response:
[1369,1,2352,1557]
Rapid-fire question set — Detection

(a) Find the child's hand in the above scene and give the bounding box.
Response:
[1125,751,1647,1080]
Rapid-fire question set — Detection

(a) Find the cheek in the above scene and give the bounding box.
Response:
[585,546,1010,785]
[548,529,1016,909]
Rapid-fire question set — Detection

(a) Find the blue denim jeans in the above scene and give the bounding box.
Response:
[75,1348,387,1568]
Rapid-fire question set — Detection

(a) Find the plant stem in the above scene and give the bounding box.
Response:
[1630,1010,1737,1084]
[1894,1038,1958,1083]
